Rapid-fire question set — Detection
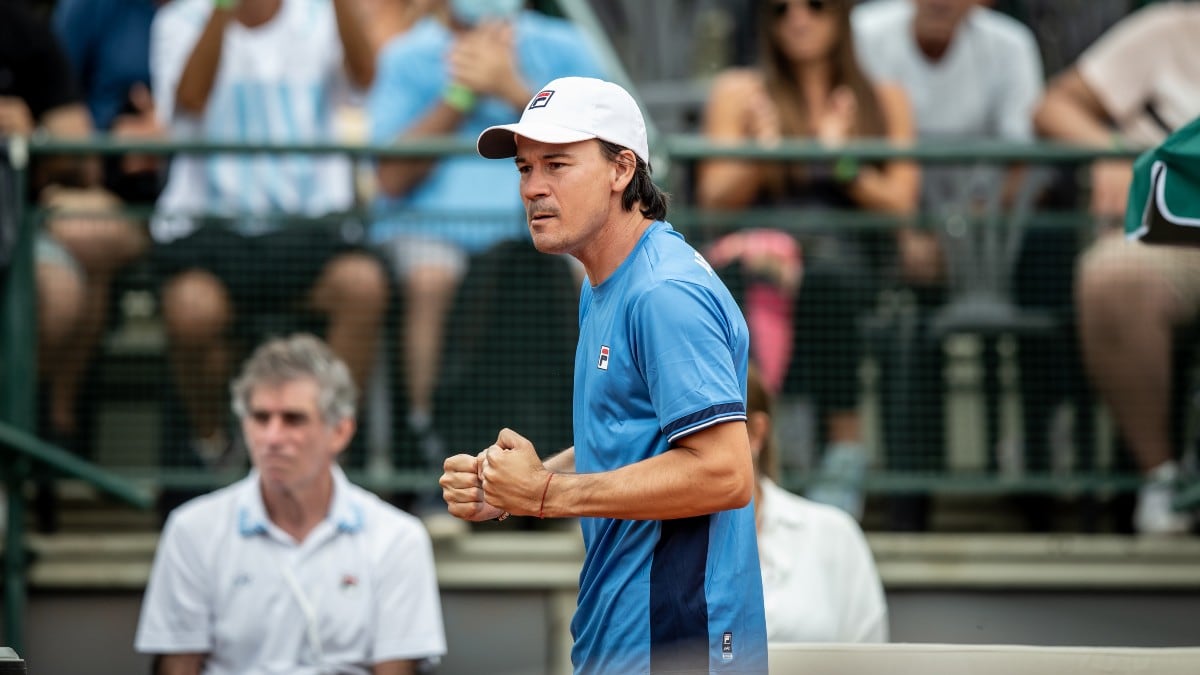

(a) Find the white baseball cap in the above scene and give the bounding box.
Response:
[476,77,649,164]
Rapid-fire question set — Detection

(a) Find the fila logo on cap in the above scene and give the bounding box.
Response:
[597,345,610,370]
[528,90,555,110]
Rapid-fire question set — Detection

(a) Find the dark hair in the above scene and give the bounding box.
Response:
[597,140,670,221]
[758,0,887,192]
[746,364,779,481]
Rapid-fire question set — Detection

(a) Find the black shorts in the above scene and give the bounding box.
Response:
[152,218,380,317]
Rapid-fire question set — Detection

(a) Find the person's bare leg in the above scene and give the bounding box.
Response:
[402,263,460,424]
[46,210,148,438]
[311,253,389,390]
[1077,241,1193,534]
[37,261,86,434]
[1077,245,1181,474]
[161,270,233,441]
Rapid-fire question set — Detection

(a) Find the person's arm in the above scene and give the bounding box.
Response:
[1034,68,1131,219]
[154,653,206,675]
[371,659,418,675]
[333,0,375,88]
[1033,68,1115,147]
[173,7,234,115]
[542,446,575,474]
[844,82,919,215]
[695,69,771,210]
[485,421,753,520]
[374,21,530,197]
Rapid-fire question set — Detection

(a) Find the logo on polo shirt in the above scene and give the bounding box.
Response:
[722,631,733,661]
[529,89,555,109]
[340,574,358,590]
[597,345,610,370]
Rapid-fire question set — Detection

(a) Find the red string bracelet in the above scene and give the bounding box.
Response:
[538,472,555,519]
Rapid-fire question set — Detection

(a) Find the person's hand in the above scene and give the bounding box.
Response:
[897,226,944,287]
[0,96,35,136]
[1089,158,1133,222]
[440,452,505,522]
[814,85,857,147]
[448,21,526,105]
[112,84,165,175]
[743,85,782,148]
[480,428,548,517]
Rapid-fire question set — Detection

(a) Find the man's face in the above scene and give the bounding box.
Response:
[514,137,626,256]
[912,0,976,44]
[242,378,352,495]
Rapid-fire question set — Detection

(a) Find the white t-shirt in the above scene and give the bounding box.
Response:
[149,0,356,242]
[1078,2,1200,148]
[758,478,889,644]
[135,467,446,674]
[851,0,1044,142]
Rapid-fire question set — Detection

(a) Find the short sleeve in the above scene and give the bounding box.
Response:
[1077,5,1174,122]
[631,280,746,443]
[369,520,447,662]
[993,26,1044,141]
[367,32,445,144]
[134,514,214,654]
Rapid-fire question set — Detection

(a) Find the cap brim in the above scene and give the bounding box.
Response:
[476,122,598,159]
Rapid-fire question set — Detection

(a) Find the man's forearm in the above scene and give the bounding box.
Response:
[332,0,375,88]
[175,8,233,115]
[375,102,467,197]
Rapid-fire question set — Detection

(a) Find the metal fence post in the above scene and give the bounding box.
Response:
[1,135,35,654]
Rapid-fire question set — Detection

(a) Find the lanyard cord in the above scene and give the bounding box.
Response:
[282,565,330,674]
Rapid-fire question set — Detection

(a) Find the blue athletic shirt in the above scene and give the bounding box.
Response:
[571,220,768,675]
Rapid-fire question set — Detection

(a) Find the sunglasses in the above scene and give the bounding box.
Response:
[771,0,831,19]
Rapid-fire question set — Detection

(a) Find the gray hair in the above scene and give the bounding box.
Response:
[230,334,358,425]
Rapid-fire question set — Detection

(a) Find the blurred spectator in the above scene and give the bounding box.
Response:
[1,0,147,533]
[853,0,1044,286]
[149,0,388,479]
[1035,1,1200,535]
[356,0,434,55]
[135,334,446,674]
[696,0,919,520]
[53,0,168,205]
[747,365,889,643]
[367,0,604,463]
[852,0,1044,531]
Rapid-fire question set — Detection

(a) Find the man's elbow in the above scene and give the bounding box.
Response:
[714,465,755,511]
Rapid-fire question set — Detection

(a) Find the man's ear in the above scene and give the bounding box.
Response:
[330,417,357,457]
[611,148,637,194]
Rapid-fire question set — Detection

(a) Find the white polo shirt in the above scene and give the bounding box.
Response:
[135,467,446,674]
[758,478,889,644]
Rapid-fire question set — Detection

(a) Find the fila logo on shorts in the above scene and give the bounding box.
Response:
[529,90,555,109]
[597,345,610,370]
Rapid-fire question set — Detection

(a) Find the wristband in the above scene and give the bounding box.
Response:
[538,472,555,519]
[213,0,237,9]
[496,510,510,522]
[443,83,477,113]
[833,156,860,184]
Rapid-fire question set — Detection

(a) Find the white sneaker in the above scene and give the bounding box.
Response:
[1134,463,1193,535]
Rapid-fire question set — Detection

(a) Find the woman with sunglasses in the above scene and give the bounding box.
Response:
[697,0,919,520]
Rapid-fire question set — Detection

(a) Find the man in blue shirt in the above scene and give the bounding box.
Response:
[440,76,768,675]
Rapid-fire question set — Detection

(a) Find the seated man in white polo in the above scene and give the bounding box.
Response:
[135,334,446,674]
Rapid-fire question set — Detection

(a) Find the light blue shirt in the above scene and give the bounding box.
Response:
[570,221,767,675]
[367,12,605,251]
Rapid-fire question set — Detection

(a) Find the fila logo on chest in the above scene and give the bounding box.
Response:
[597,345,610,370]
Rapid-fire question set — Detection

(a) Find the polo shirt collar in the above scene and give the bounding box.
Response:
[236,465,365,538]
[759,477,810,530]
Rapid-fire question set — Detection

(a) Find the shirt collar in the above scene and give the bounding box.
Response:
[236,465,364,538]
[759,477,810,530]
